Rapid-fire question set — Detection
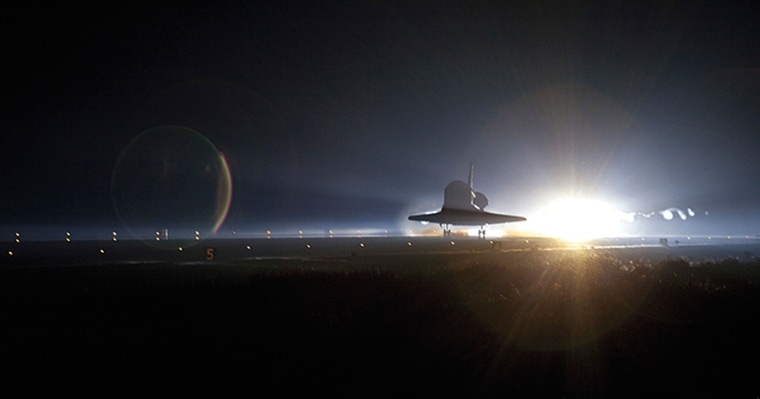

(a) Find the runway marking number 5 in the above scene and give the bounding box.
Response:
[205,247,215,261]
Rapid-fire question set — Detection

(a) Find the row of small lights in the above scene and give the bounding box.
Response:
[7,225,760,257]
[11,231,120,243]
[265,229,391,239]
[9,229,755,249]
[6,234,759,259]
[302,240,422,249]
[6,240,425,257]
[6,230,454,257]
[10,228,396,243]
[8,229,758,253]
[13,228,759,243]
[8,231,117,256]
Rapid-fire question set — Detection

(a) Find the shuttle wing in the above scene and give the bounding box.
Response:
[408,208,526,225]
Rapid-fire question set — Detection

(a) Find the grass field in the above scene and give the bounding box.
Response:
[2,249,759,397]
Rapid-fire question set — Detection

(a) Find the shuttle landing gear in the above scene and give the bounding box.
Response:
[439,224,488,238]
[440,224,452,236]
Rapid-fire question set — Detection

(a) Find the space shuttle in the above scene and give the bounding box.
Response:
[408,163,526,237]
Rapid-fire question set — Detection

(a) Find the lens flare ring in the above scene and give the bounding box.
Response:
[111,125,233,248]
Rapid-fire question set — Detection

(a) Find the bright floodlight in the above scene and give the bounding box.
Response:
[537,197,627,241]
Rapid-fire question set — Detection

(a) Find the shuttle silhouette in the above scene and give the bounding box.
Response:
[408,163,526,237]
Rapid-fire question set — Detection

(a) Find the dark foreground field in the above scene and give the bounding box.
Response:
[2,249,760,397]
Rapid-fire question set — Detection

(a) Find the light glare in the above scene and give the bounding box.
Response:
[536,197,627,241]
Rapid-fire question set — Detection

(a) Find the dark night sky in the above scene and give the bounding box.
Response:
[2,1,760,239]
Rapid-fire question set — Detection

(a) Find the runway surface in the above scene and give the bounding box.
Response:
[4,234,760,267]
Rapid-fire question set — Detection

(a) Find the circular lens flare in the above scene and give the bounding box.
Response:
[211,152,233,235]
[111,126,233,248]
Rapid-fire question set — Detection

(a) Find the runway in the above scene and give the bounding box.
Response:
[4,234,760,267]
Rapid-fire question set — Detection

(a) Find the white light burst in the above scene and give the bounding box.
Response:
[537,197,628,241]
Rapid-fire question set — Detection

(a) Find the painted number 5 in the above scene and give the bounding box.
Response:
[205,247,215,261]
